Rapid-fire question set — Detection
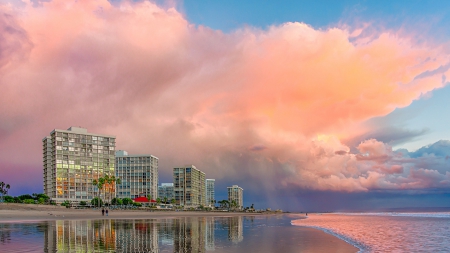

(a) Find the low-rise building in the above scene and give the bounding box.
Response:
[158,183,174,202]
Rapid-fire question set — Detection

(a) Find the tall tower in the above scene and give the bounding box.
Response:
[43,127,116,204]
[206,179,215,207]
[115,150,159,200]
[227,185,244,209]
[173,165,206,207]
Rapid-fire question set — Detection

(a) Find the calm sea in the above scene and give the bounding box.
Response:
[292,212,450,252]
[0,215,355,252]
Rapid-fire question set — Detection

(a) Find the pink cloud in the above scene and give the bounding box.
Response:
[0,0,449,194]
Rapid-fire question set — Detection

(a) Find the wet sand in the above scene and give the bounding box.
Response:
[0,203,358,252]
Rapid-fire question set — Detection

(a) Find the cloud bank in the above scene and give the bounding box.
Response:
[1,0,450,201]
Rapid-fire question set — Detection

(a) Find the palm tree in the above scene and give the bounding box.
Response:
[103,175,110,205]
[115,178,121,204]
[231,200,238,211]
[0,182,10,203]
[218,200,228,209]
[105,175,115,206]
[92,178,105,207]
[92,179,99,207]
[224,200,230,210]
[163,197,168,204]
[93,174,123,208]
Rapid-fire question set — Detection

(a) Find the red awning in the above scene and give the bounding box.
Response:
[133,197,150,202]
[133,197,158,203]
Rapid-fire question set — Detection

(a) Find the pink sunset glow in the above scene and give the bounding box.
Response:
[1,0,450,197]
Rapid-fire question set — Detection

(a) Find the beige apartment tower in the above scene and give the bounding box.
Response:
[43,127,116,204]
[206,179,215,207]
[115,150,158,200]
[227,185,244,209]
[173,165,206,207]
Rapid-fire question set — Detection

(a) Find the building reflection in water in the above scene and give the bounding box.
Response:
[44,220,158,252]
[115,220,159,252]
[205,217,215,251]
[52,220,117,252]
[173,217,206,253]
[229,216,243,243]
[41,216,248,252]
[218,216,243,243]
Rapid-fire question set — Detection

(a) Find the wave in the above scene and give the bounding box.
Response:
[333,212,450,218]
[291,220,368,253]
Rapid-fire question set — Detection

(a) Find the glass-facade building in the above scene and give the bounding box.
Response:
[115,150,158,200]
[206,179,215,207]
[43,127,116,204]
[173,165,206,207]
[227,185,244,209]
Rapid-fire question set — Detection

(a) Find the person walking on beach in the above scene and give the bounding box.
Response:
[106,209,109,216]
[102,208,105,216]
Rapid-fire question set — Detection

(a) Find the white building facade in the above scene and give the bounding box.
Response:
[206,179,215,207]
[115,150,158,200]
[227,185,244,209]
[43,127,116,204]
[173,165,206,207]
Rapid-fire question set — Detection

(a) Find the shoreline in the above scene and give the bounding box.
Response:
[0,203,276,222]
[0,203,357,252]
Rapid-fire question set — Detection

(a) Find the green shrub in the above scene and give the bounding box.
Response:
[23,199,35,204]
[61,200,71,208]
[122,198,133,206]
[4,196,14,203]
[91,197,103,207]
[111,198,123,205]
[18,194,33,201]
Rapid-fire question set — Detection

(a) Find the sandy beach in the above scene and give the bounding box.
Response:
[0,203,269,222]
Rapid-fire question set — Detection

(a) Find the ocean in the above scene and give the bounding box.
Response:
[291,212,450,252]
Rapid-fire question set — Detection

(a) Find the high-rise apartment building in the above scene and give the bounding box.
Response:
[43,127,116,203]
[206,179,215,207]
[115,150,158,200]
[173,165,206,207]
[158,183,174,201]
[227,185,243,209]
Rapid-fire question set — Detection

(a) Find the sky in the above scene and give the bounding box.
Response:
[1,0,450,211]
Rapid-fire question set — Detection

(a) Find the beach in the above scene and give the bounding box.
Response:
[0,203,266,222]
[0,203,359,252]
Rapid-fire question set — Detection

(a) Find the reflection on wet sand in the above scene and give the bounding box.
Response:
[41,216,243,252]
[1,215,359,253]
